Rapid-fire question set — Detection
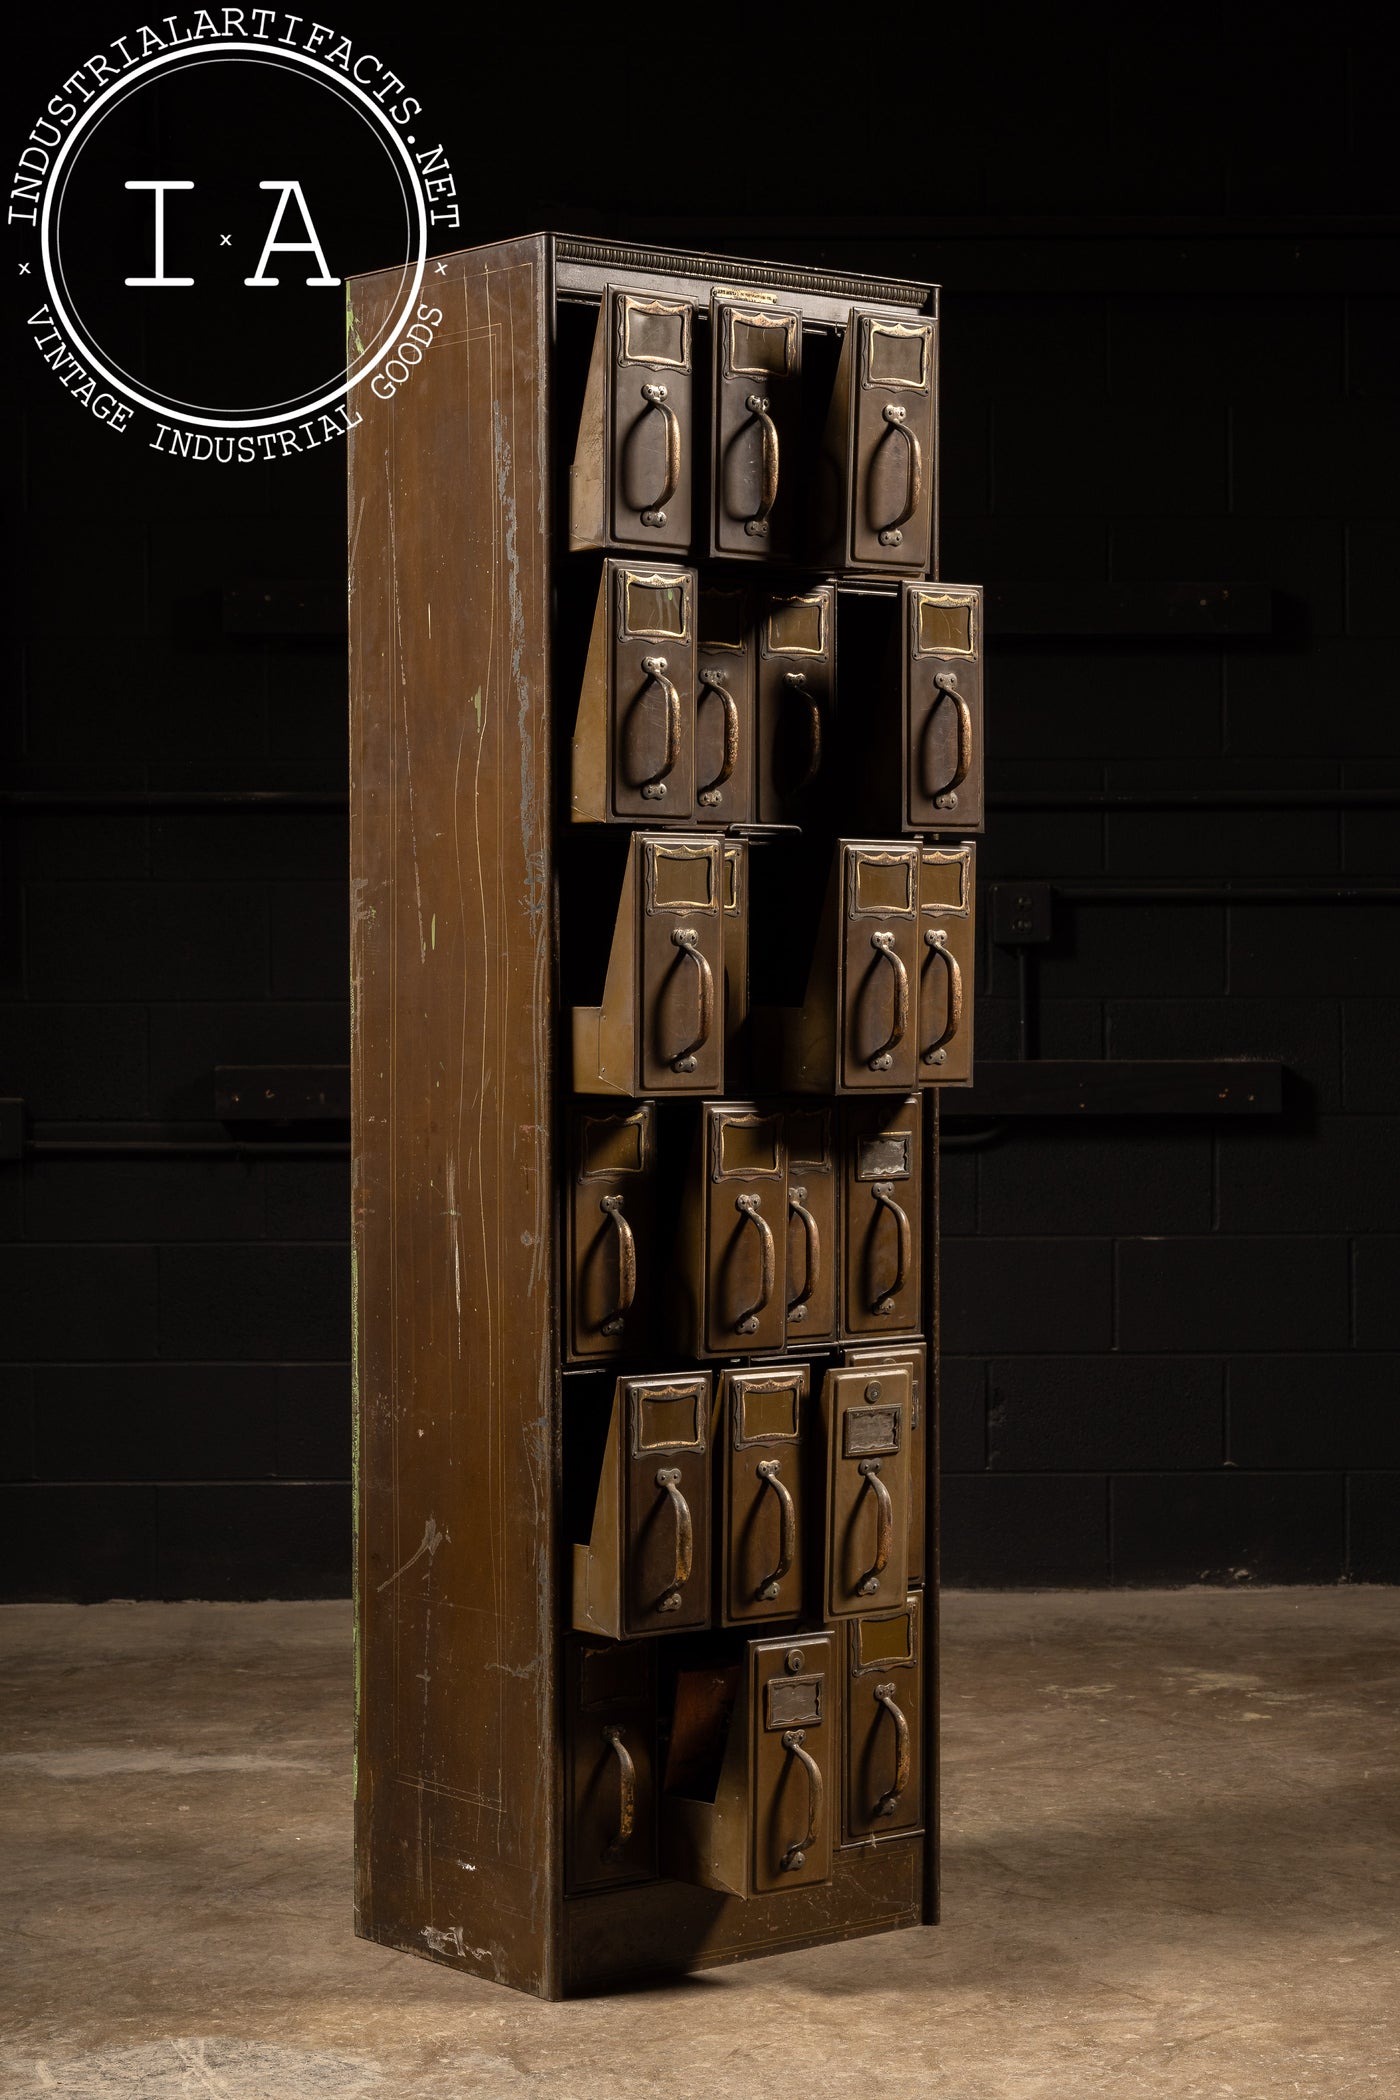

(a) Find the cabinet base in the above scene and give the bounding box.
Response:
[562,1838,924,1995]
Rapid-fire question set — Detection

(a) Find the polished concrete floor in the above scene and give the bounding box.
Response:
[1,1590,1396,2099]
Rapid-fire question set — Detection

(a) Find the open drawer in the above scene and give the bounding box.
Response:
[565,1636,658,1893]
[569,285,695,555]
[571,1371,712,1641]
[661,1630,836,1897]
[572,832,735,1097]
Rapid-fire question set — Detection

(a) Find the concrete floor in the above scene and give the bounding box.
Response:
[1,1592,1396,2100]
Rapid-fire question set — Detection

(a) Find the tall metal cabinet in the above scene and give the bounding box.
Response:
[348,233,982,1998]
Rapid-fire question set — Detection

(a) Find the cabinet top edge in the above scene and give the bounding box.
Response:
[553,235,937,312]
[346,232,937,316]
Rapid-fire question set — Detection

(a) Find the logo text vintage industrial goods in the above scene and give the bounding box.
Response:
[10,11,458,459]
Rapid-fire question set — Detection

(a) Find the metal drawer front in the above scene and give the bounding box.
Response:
[785,1106,838,1343]
[722,841,752,1089]
[755,585,836,827]
[904,584,983,833]
[749,1634,835,1893]
[850,313,936,573]
[571,1371,713,1643]
[612,565,697,818]
[640,836,727,1095]
[710,296,803,563]
[841,1094,922,1337]
[565,1637,657,1892]
[568,1104,659,1362]
[842,1594,922,1845]
[623,1375,711,1636]
[570,561,697,824]
[695,584,756,826]
[820,1363,913,1620]
[679,1103,789,1359]
[840,843,922,1093]
[842,1341,928,1586]
[570,285,694,554]
[919,844,975,1087]
[661,1631,835,1897]
[719,1366,809,1626]
[572,832,729,1097]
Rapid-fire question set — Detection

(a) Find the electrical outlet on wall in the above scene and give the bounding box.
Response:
[990,882,1052,946]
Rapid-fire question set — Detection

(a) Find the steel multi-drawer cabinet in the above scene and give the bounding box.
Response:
[349,234,980,1998]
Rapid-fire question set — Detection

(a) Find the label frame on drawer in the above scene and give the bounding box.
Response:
[627,1376,708,1458]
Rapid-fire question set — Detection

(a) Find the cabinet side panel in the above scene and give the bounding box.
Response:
[349,237,558,1997]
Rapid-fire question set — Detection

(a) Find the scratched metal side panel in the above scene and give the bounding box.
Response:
[349,236,558,1998]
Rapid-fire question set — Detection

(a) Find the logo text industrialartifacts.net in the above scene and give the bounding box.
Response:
[10,10,458,459]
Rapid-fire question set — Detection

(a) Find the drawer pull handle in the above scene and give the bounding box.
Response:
[696,667,739,807]
[867,932,910,1072]
[786,1185,821,1323]
[870,1181,911,1315]
[742,392,780,536]
[754,1458,796,1600]
[654,1467,693,1612]
[922,931,964,1065]
[638,655,681,800]
[638,382,681,526]
[779,1728,823,1872]
[926,672,973,806]
[597,1194,636,1336]
[733,1193,775,1336]
[873,1683,911,1818]
[783,670,823,791]
[668,928,714,1074]
[856,1458,893,1597]
[877,401,922,548]
[600,1725,636,1860]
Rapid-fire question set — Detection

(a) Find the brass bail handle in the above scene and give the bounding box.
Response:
[733,1193,775,1335]
[597,1193,636,1337]
[878,400,923,548]
[922,929,964,1065]
[867,931,910,1071]
[638,655,681,801]
[872,1684,911,1818]
[856,1458,893,1597]
[786,1185,820,1322]
[742,392,780,535]
[654,1467,693,1613]
[600,1725,636,1860]
[927,670,973,805]
[783,670,823,791]
[638,381,681,526]
[754,1457,796,1601]
[697,667,739,807]
[779,1728,823,1872]
[668,927,715,1074]
[870,1180,911,1315]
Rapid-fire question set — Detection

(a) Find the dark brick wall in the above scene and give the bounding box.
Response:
[2,9,1397,1593]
